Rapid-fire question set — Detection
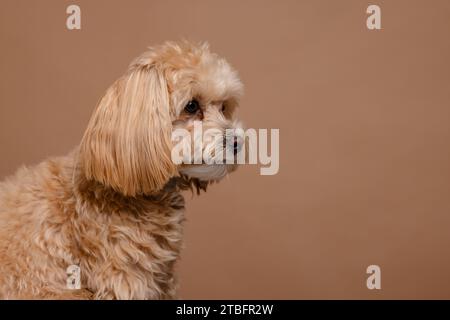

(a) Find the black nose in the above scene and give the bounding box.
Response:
[223,136,241,155]
[233,137,240,155]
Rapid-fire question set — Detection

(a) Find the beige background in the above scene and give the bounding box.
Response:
[1,0,450,299]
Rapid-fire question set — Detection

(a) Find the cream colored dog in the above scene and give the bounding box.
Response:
[0,41,243,299]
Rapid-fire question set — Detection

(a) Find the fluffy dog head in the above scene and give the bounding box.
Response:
[79,41,244,196]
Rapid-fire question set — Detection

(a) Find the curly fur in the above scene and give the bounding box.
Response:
[0,41,243,299]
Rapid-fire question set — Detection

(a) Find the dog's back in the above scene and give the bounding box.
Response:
[0,155,81,298]
[0,152,186,299]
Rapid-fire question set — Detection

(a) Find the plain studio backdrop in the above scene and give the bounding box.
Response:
[1,0,450,299]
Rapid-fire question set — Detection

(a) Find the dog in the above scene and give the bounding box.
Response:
[0,41,243,299]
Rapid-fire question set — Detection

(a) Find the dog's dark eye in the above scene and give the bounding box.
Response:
[184,100,200,114]
[221,104,226,113]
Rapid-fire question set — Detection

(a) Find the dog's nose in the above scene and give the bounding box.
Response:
[223,136,241,155]
[233,137,240,155]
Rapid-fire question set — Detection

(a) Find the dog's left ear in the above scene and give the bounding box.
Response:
[79,64,177,196]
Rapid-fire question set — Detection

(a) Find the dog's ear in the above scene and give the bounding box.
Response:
[79,65,176,196]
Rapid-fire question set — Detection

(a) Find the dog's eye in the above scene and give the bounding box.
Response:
[221,104,226,113]
[184,100,200,114]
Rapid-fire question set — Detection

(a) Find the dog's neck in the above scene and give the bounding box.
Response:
[72,167,208,217]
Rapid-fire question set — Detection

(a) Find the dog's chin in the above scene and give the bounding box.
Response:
[179,164,236,182]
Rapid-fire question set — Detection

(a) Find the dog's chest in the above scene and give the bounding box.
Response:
[78,193,186,299]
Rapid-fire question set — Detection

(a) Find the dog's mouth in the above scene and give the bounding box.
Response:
[179,163,234,181]
[175,136,243,181]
